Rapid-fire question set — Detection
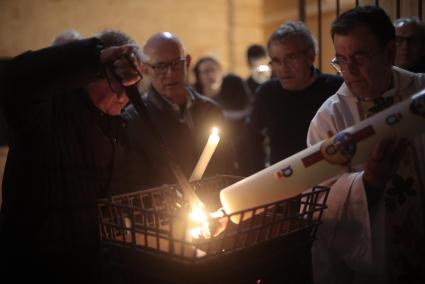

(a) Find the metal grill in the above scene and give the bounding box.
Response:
[304,0,424,71]
[98,175,329,283]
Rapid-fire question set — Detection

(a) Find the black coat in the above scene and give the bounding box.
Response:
[248,68,343,173]
[0,38,126,282]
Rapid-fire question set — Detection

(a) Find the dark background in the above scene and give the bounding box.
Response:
[0,58,9,146]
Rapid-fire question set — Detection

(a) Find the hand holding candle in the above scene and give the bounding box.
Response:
[220,89,425,223]
[190,127,220,182]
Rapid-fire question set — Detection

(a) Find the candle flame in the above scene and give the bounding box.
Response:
[211,127,219,135]
[189,205,208,223]
[189,204,211,239]
[189,221,211,239]
[189,207,227,240]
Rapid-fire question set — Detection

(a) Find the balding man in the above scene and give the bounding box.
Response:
[51,29,82,45]
[119,32,238,192]
[394,17,425,73]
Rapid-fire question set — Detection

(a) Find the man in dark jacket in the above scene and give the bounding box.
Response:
[120,32,238,193]
[0,30,142,283]
[248,21,343,173]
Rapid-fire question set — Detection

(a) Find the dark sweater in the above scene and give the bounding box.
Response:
[0,38,125,282]
[249,69,343,172]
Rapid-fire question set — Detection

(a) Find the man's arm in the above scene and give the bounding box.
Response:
[3,38,104,104]
[1,38,141,129]
[0,38,105,132]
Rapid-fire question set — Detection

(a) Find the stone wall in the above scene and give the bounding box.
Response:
[0,0,264,78]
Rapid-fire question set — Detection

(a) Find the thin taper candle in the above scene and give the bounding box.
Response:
[190,127,220,181]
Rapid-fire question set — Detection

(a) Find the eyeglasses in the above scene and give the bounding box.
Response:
[395,36,422,46]
[330,51,382,74]
[269,52,304,67]
[144,57,186,75]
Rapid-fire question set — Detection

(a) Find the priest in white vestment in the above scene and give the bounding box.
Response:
[307,6,425,284]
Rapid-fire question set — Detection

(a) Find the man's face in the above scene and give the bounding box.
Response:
[143,41,190,101]
[87,80,129,116]
[249,56,271,84]
[268,37,315,91]
[333,24,395,99]
[395,23,424,69]
[198,60,223,93]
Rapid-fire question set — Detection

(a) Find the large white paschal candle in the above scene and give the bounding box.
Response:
[190,127,220,182]
[220,89,425,223]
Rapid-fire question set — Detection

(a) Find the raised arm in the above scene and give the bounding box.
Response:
[2,38,104,104]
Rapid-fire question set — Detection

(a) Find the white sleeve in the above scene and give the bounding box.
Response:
[331,172,374,270]
[307,101,338,147]
[313,171,386,283]
[309,94,387,283]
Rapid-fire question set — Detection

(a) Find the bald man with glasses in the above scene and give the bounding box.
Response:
[393,16,425,73]
[117,32,238,193]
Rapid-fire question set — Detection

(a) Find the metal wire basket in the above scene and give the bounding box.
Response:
[98,175,329,283]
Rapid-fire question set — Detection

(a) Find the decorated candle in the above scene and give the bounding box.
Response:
[220,89,425,222]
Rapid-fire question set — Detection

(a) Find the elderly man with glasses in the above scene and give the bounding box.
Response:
[393,16,425,73]
[118,32,238,192]
[308,6,425,284]
[248,21,342,173]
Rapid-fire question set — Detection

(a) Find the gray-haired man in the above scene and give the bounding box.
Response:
[248,21,343,173]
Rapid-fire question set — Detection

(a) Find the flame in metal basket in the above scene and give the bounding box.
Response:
[189,207,227,239]
[189,204,211,239]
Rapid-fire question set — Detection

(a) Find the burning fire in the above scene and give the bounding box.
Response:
[189,205,211,239]
[189,205,226,240]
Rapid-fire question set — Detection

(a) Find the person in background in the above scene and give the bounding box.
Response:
[193,56,250,113]
[51,29,82,45]
[308,6,425,283]
[394,16,425,73]
[120,33,238,192]
[245,44,272,100]
[0,30,142,283]
[248,21,343,173]
[193,56,223,99]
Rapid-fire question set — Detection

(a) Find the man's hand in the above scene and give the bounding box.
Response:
[99,44,143,93]
[363,137,410,189]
